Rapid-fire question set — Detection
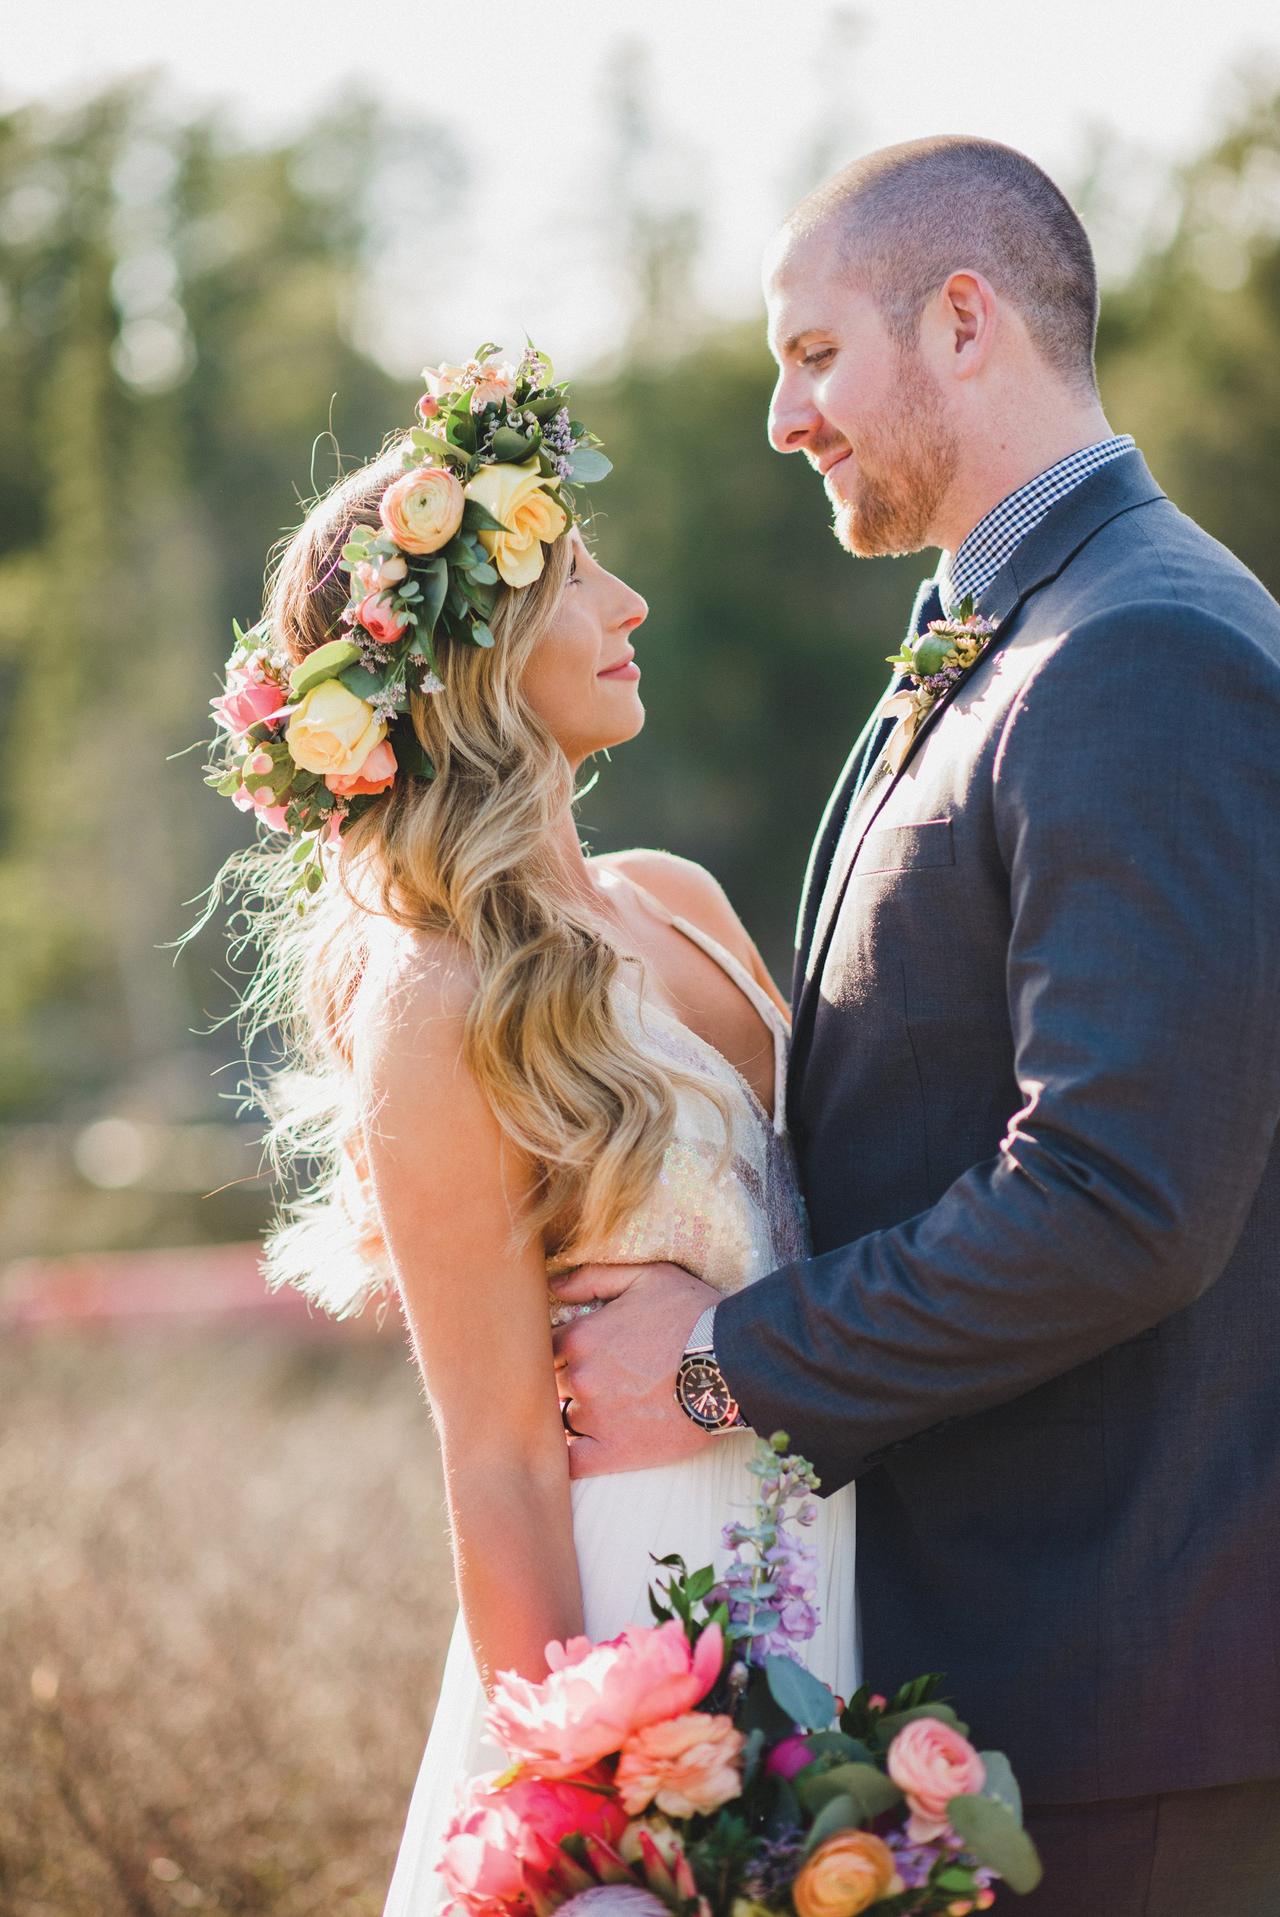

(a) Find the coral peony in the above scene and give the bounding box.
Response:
[616,1710,744,1817]
[325,737,397,797]
[485,1619,724,1780]
[438,1766,626,1917]
[887,1717,986,1845]
[792,1829,898,1917]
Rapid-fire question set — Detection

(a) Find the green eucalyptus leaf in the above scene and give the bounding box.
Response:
[470,621,495,649]
[470,561,498,585]
[946,1795,1043,1894]
[490,426,538,462]
[564,447,612,484]
[797,1762,902,1821]
[289,638,362,699]
[419,559,449,634]
[763,1655,838,1732]
[878,1702,969,1742]
[978,1750,1023,1824]
[802,1793,858,1856]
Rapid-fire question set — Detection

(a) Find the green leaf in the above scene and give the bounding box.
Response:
[797,1762,903,1822]
[564,447,612,484]
[936,1866,979,1893]
[470,561,498,585]
[289,638,362,699]
[685,1565,717,1604]
[462,497,508,534]
[418,558,448,634]
[947,1795,1043,1894]
[337,662,383,698]
[978,1750,1023,1825]
[490,425,538,462]
[763,1655,838,1732]
[470,621,495,648]
[802,1793,858,1855]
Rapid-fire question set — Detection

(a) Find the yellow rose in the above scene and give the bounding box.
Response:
[464,460,567,588]
[793,1830,898,1917]
[286,679,387,777]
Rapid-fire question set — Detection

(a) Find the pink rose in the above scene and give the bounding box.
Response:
[212,656,286,738]
[485,1620,724,1781]
[355,591,408,645]
[231,782,289,831]
[615,1710,744,1817]
[765,1733,814,1781]
[887,1717,986,1844]
[379,463,465,555]
[439,1767,626,1917]
[325,738,397,797]
[353,552,408,594]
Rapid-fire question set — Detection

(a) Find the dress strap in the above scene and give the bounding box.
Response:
[607,870,789,1136]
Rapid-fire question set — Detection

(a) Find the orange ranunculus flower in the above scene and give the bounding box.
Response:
[379,464,465,555]
[792,1829,898,1917]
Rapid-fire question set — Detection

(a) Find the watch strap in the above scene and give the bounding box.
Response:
[684,1304,718,1355]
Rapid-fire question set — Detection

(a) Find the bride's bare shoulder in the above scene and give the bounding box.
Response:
[353,920,478,1079]
[592,847,747,949]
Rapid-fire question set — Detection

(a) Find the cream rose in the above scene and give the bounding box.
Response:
[464,459,567,588]
[379,465,465,555]
[285,680,387,777]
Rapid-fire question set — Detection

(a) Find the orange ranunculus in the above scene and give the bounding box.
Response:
[378,464,465,555]
[792,1830,898,1917]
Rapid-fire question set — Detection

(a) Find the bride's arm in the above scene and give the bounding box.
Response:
[356,947,582,1690]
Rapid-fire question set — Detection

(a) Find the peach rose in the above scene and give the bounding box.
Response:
[485,1619,724,1781]
[378,464,465,554]
[355,591,408,645]
[792,1830,898,1917]
[886,1717,986,1845]
[325,737,397,797]
[464,459,566,587]
[468,358,517,411]
[353,552,408,594]
[616,1710,744,1817]
[285,680,386,778]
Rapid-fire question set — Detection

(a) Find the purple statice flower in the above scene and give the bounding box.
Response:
[919,664,966,698]
[740,1830,807,1901]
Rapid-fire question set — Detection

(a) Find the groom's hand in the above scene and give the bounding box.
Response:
[550,1262,722,1478]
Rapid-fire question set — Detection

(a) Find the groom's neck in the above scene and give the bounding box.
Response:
[933,392,1116,556]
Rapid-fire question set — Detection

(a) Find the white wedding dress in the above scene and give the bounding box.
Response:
[383,885,859,1915]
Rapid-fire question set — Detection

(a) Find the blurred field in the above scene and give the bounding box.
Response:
[0,1328,454,1916]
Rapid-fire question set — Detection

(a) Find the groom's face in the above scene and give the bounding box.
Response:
[764,235,958,558]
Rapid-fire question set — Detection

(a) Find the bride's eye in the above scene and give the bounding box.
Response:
[802,347,835,369]
[568,559,580,584]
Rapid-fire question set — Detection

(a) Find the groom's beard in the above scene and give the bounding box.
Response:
[828,349,960,559]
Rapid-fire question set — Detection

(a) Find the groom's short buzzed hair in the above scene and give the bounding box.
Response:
[789,136,1100,392]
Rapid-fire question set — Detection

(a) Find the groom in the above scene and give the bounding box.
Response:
[552,137,1280,1909]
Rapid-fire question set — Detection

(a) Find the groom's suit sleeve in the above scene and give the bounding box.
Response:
[714,602,1280,1488]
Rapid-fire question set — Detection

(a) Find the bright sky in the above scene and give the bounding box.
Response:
[10,0,1280,375]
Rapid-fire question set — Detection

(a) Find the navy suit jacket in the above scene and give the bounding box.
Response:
[715,452,1280,1803]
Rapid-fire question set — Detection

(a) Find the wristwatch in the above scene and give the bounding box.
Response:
[674,1306,748,1433]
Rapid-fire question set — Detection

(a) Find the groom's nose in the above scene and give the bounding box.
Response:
[767,370,822,455]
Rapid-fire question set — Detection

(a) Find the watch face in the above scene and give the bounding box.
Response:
[677,1356,739,1430]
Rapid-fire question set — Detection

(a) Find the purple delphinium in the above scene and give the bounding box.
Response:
[713,1437,822,1661]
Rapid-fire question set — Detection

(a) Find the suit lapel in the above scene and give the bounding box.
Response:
[791,576,940,1010]
[788,450,1167,1112]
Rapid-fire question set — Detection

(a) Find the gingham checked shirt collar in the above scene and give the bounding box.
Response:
[935,434,1136,616]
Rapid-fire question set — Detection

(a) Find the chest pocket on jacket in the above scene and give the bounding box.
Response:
[854,817,955,877]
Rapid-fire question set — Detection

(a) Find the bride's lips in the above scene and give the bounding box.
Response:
[598,647,640,682]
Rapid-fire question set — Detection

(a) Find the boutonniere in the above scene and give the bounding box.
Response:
[881,595,1000,773]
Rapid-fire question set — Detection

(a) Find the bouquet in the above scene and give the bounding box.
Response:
[439,1435,1043,1917]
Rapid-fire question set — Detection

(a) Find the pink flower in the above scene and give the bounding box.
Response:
[379,463,465,555]
[416,392,440,420]
[765,1733,814,1781]
[325,738,397,797]
[887,1717,986,1844]
[615,1710,744,1817]
[231,782,289,831]
[211,653,286,738]
[485,1620,724,1781]
[438,1767,627,1917]
[353,552,408,595]
[355,591,408,645]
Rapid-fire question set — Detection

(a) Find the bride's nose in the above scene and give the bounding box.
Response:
[618,586,648,631]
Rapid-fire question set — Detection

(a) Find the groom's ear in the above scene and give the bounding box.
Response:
[926,270,999,382]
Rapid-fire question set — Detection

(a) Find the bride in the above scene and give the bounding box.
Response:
[204,352,857,1913]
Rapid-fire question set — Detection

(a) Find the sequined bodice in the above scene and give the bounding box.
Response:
[547,892,809,1305]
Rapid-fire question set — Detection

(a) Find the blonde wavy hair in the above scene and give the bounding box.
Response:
[207,440,723,1318]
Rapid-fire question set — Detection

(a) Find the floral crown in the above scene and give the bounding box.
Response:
[203,344,610,900]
